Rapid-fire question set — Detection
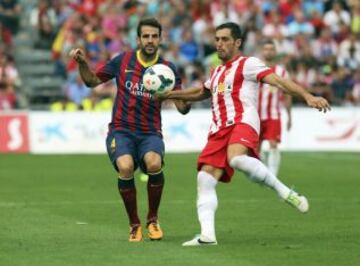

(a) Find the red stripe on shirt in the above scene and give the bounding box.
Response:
[209,67,221,127]
[115,51,132,130]
[232,57,247,124]
[266,89,273,120]
[258,82,263,119]
[127,59,142,132]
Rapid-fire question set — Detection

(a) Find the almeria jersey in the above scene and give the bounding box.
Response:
[258,65,289,121]
[204,55,273,135]
[95,50,181,134]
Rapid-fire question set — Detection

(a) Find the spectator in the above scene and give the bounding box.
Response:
[178,30,199,65]
[287,10,314,37]
[308,9,326,37]
[351,69,360,105]
[0,0,21,46]
[330,67,353,105]
[294,62,317,88]
[0,80,15,110]
[312,27,338,64]
[64,73,91,106]
[337,33,360,71]
[323,1,351,35]
[351,6,360,34]
[262,13,288,38]
[30,0,57,49]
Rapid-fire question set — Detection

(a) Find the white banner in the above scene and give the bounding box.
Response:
[29,112,110,153]
[279,107,360,151]
[28,107,360,154]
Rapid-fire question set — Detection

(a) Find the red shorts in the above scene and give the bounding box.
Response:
[260,119,281,142]
[197,123,259,183]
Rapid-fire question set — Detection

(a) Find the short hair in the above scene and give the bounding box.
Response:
[261,39,275,46]
[137,17,162,37]
[215,22,243,40]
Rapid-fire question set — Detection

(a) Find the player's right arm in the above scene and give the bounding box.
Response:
[160,87,211,102]
[69,48,102,88]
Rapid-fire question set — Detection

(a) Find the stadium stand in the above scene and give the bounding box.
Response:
[1,0,360,110]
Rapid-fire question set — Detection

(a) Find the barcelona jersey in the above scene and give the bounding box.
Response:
[96,50,181,134]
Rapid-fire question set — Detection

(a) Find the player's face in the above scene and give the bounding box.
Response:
[262,44,276,61]
[215,28,241,62]
[137,26,161,57]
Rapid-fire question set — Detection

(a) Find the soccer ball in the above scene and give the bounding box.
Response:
[142,64,176,93]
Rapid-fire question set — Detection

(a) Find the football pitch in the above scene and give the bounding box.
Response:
[1,153,359,266]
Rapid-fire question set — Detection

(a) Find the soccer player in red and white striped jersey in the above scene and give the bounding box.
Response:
[161,22,330,246]
[258,40,292,175]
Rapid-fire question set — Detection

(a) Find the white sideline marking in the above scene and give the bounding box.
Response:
[76,221,88,225]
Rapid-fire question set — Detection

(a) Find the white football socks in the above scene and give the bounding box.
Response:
[197,171,218,242]
[267,148,280,176]
[229,155,290,199]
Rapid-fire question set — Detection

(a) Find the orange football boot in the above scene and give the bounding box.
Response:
[129,224,143,242]
[147,221,163,240]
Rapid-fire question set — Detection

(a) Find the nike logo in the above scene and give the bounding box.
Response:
[125,69,134,73]
[197,239,217,245]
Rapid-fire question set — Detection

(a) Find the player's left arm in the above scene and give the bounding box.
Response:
[262,73,331,113]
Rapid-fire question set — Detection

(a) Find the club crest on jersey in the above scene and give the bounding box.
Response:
[110,138,116,153]
[213,82,232,94]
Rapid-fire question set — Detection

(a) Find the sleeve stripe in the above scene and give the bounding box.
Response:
[256,69,274,81]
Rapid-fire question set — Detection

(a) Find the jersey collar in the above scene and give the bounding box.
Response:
[136,50,159,67]
[224,54,241,68]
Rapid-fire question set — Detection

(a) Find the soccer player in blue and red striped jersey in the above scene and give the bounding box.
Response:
[70,18,190,242]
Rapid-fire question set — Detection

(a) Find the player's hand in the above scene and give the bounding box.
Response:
[69,48,86,64]
[305,95,331,113]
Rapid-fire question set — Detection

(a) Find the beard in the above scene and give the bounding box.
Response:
[217,50,231,62]
[141,45,158,57]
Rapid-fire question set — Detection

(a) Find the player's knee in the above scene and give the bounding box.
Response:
[144,152,162,173]
[229,155,252,173]
[146,160,162,173]
[116,158,134,178]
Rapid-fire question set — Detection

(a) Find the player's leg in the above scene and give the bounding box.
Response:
[183,165,223,246]
[115,155,142,241]
[267,140,280,175]
[139,134,165,240]
[228,144,308,212]
[263,119,282,175]
[183,128,235,246]
[106,132,142,241]
[227,124,308,213]
[143,151,164,240]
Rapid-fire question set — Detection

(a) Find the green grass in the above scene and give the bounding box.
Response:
[0,153,359,266]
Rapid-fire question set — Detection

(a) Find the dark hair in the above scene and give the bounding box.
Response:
[215,22,243,40]
[261,39,275,46]
[137,17,162,37]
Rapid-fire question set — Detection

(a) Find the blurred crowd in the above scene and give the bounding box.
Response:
[1,0,360,110]
[0,0,21,110]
